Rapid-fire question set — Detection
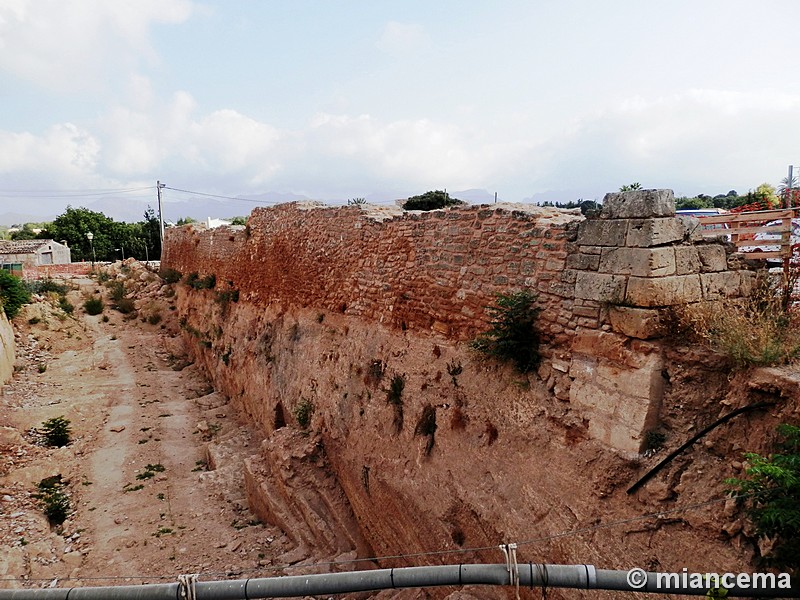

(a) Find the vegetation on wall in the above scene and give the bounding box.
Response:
[726,423,800,571]
[470,290,541,373]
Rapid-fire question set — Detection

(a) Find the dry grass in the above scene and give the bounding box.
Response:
[676,271,800,367]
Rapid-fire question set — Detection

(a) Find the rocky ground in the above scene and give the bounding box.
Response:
[0,263,300,591]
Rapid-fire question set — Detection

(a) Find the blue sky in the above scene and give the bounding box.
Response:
[2,0,800,220]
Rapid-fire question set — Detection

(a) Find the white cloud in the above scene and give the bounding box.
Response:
[534,89,800,195]
[0,122,100,178]
[0,0,193,92]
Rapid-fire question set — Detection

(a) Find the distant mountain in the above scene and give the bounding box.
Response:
[84,191,313,223]
[0,212,57,227]
[451,189,498,204]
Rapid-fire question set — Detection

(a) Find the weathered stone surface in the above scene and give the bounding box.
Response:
[697,244,728,272]
[576,219,628,247]
[674,246,701,275]
[625,274,703,307]
[608,306,663,339]
[574,271,627,303]
[565,252,600,271]
[675,215,705,242]
[569,348,664,453]
[626,218,686,247]
[598,247,675,277]
[700,271,743,300]
[600,189,675,219]
[0,312,13,386]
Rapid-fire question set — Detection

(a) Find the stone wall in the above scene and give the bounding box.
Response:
[163,191,749,454]
[561,190,751,452]
[0,312,14,386]
[162,202,583,344]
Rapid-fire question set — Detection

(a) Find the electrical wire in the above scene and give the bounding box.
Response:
[0,187,153,199]
[0,492,750,584]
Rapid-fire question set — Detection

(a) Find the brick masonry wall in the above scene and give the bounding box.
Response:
[162,202,584,345]
[23,262,94,280]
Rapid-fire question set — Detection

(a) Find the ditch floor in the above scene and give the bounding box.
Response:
[0,282,296,590]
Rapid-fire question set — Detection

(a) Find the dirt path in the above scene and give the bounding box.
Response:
[0,284,291,589]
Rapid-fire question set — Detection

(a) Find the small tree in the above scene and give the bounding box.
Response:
[403,190,465,211]
[726,423,800,571]
[0,271,31,319]
[470,290,541,373]
[41,416,71,447]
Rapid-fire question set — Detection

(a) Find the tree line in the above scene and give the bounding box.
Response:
[7,207,162,263]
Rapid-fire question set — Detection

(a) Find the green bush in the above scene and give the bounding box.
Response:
[726,424,800,570]
[58,297,74,314]
[41,416,71,447]
[403,190,465,211]
[470,290,541,373]
[159,268,182,284]
[34,476,70,525]
[26,278,68,296]
[83,297,105,315]
[0,271,32,319]
[294,398,314,429]
[107,280,126,302]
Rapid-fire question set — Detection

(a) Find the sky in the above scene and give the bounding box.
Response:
[2,0,800,222]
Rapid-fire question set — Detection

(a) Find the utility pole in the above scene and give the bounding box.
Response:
[788,165,794,208]
[157,180,166,257]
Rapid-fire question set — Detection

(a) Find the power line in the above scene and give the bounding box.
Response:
[0,186,153,199]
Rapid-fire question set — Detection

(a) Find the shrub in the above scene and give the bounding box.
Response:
[0,271,31,319]
[40,416,71,447]
[34,476,70,525]
[726,424,800,570]
[470,290,541,373]
[28,316,41,325]
[115,297,136,314]
[58,297,74,314]
[147,312,162,325]
[403,190,465,211]
[414,404,437,455]
[108,280,126,302]
[38,363,47,373]
[159,268,182,284]
[294,398,314,429]
[83,297,104,315]
[186,272,216,290]
[26,278,68,296]
[386,374,405,433]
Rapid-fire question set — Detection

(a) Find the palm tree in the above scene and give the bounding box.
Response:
[777,174,799,207]
[619,182,642,192]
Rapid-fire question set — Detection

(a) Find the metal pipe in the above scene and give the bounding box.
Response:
[0,564,796,599]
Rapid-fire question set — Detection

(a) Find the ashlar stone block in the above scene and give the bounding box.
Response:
[574,271,627,303]
[576,219,628,247]
[700,271,743,300]
[625,274,702,307]
[598,247,675,277]
[608,306,663,339]
[600,189,676,219]
[626,218,686,247]
[674,246,701,275]
[697,244,727,272]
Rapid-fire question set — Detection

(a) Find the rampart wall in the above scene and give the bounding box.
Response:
[162,190,751,453]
